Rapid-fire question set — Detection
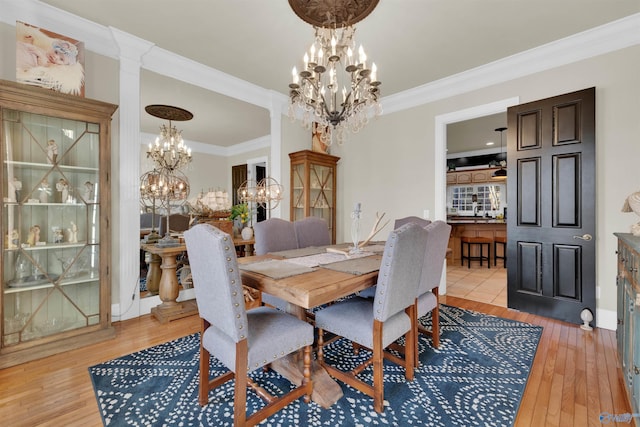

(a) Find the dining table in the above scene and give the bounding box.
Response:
[238,243,385,408]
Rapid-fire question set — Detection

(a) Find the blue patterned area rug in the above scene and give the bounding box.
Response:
[89,305,542,426]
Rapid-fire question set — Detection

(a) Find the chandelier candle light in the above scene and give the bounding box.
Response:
[145,105,193,173]
[144,105,193,247]
[288,0,381,146]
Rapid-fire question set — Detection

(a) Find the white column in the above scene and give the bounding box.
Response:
[110,28,154,320]
[269,91,283,219]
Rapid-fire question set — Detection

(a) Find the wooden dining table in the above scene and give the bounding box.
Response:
[238,247,383,408]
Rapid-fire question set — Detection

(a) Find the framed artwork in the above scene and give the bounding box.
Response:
[16,21,85,97]
[312,122,330,154]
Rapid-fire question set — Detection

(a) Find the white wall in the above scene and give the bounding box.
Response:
[323,45,640,329]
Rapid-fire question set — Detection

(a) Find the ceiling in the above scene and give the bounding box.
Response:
[38,0,640,151]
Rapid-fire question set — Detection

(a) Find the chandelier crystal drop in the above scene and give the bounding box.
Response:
[288,25,382,146]
[146,123,192,172]
[145,104,193,173]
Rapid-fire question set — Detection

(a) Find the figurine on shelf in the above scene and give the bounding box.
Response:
[67,221,78,243]
[27,224,41,246]
[6,229,19,248]
[38,179,51,203]
[56,178,69,203]
[52,226,63,244]
[7,177,22,203]
[47,139,58,164]
[83,181,94,202]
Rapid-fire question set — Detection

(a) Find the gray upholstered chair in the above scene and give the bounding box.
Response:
[253,218,298,255]
[159,213,191,236]
[394,215,431,230]
[315,223,428,413]
[184,224,313,425]
[253,218,299,310]
[358,216,432,299]
[413,220,452,359]
[294,217,331,248]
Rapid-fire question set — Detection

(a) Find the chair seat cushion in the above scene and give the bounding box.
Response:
[202,306,313,371]
[315,298,411,349]
[261,293,289,311]
[417,291,437,318]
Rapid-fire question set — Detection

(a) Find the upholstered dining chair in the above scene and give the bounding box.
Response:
[253,218,299,310]
[159,213,191,237]
[358,216,432,300]
[184,224,313,426]
[294,217,331,248]
[394,215,431,230]
[315,223,429,413]
[413,220,452,360]
[254,218,298,255]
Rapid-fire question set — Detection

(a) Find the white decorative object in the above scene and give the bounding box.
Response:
[46,139,58,164]
[38,179,51,203]
[621,191,640,236]
[67,221,78,243]
[7,177,21,202]
[83,181,94,202]
[350,202,361,254]
[580,308,593,331]
[241,226,254,240]
[56,179,69,203]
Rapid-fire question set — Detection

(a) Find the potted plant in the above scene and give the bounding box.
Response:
[230,203,252,239]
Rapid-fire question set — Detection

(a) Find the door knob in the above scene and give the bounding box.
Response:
[572,234,593,241]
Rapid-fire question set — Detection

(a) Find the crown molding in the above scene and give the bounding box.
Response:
[382,13,640,115]
[140,132,270,157]
[0,0,120,58]
[141,46,273,110]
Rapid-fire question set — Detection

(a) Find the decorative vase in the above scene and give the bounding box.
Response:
[241,226,253,240]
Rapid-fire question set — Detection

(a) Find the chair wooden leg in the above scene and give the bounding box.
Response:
[373,320,384,413]
[432,288,440,348]
[199,319,211,406]
[405,305,415,381]
[302,345,312,403]
[234,340,248,426]
[317,328,325,363]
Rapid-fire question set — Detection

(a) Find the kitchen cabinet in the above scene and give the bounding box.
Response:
[447,167,503,185]
[0,79,117,368]
[615,233,640,414]
[289,150,339,244]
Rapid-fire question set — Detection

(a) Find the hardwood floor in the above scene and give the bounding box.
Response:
[0,296,632,427]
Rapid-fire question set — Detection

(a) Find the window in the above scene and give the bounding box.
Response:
[449,184,505,214]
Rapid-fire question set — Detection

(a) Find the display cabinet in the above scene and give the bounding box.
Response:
[289,150,340,244]
[615,233,640,414]
[0,79,117,368]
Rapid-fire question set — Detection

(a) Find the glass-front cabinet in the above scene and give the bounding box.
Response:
[289,150,340,244]
[0,79,117,368]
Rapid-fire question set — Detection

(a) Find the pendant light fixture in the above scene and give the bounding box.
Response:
[492,127,507,180]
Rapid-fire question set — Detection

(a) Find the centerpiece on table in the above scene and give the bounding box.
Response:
[230,203,252,239]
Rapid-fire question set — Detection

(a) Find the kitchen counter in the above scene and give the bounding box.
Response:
[447,217,506,224]
[446,219,506,265]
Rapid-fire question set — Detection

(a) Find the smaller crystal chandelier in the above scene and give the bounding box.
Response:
[145,105,193,172]
[287,0,381,146]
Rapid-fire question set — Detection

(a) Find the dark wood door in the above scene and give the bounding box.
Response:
[231,164,247,206]
[507,87,596,325]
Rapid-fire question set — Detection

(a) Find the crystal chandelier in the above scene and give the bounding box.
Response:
[287,0,381,146]
[145,105,193,172]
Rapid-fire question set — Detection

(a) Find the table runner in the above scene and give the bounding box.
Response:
[268,246,328,258]
[285,251,374,268]
[238,259,316,279]
[319,254,382,275]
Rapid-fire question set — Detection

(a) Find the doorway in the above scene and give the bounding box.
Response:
[436,97,519,304]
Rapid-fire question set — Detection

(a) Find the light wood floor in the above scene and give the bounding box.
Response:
[0,296,632,427]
